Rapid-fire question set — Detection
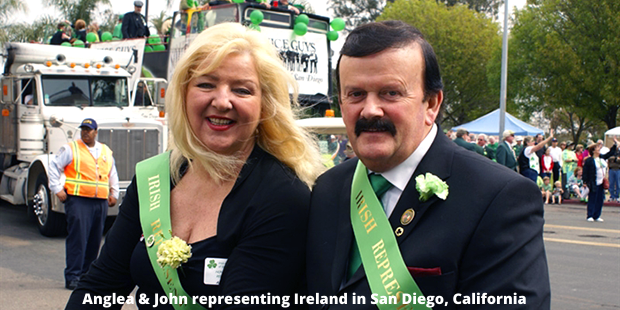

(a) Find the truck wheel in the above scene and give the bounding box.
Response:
[32,173,66,237]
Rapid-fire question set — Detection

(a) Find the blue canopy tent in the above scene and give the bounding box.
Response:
[452,109,543,136]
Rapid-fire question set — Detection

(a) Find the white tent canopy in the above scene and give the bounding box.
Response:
[604,126,620,147]
[451,109,544,136]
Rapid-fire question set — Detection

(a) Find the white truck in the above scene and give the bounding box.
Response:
[0,43,167,236]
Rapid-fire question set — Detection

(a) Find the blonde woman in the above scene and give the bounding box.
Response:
[67,23,322,309]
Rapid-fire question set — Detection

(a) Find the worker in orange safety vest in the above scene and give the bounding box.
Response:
[48,118,119,290]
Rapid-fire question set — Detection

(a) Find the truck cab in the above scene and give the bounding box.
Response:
[0,43,166,236]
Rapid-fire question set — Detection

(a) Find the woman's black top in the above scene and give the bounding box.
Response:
[66,146,311,309]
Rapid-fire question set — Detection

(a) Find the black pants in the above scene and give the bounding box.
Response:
[64,195,107,282]
[552,162,560,183]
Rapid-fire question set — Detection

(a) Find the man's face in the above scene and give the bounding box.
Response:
[517,140,522,145]
[477,137,486,147]
[135,5,142,13]
[339,44,442,172]
[552,141,558,147]
[80,127,97,146]
[506,135,514,144]
[536,134,543,143]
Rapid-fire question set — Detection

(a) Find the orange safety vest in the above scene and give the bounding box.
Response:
[64,140,113,199]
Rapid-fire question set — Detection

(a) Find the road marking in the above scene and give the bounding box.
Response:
[545,224,620,234]
[544,237,620,248]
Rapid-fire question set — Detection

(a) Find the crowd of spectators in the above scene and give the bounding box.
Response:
[449,128,620,211]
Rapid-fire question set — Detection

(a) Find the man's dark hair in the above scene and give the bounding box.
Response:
[335,20,443,102]
[57,23,66,30]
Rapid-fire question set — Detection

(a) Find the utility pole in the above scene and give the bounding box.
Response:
[499,0,510,136]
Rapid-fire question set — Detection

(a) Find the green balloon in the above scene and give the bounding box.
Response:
[101,32,113,41]
[327,30,339,41]
[86,32,97,43]
[147,34,161,44]
[293,23,307,36]
[331,18,345,31]
[73,40,85,48]
[232,0,244,3]
[61,42,72,47]
[145,45,154,52]
[296,14,309,25]
[153,44,166,51]
[250,10,264,25]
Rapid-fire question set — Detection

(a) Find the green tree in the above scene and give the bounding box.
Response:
[0,0,29,43]
[330,0,386,30]
[1,15,57,44]
[330,0,502,30]
[378,0,501,127]
[96,8,117,33]
[150,11,172,36]
[0,0,28,22]
[44,0,111,25]
[439,0,503,18]
[489,0,619,138]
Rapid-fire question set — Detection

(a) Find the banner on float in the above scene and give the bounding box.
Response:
[166,28,329,98]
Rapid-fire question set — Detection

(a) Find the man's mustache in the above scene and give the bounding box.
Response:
[355,118,396,137]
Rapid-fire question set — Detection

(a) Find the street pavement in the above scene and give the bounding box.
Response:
[1,200,618,309]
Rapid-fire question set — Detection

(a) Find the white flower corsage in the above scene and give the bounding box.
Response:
[415,173,449,202]
[156,236,192,269]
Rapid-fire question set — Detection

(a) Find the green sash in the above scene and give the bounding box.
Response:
[136,152,205,310]
[350,160,425,309]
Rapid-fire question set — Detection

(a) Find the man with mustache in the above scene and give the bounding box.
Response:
[306,21,550,309]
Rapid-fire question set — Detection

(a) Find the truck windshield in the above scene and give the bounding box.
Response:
[41,76,129,107]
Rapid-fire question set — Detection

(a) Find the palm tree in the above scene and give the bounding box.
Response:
[44,0,111,25]
[1,15,57,44]
[0,0,28,22]
[150,11,172,36]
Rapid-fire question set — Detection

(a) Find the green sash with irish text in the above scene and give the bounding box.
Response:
[350,160,425,309]
[136,152,205,310]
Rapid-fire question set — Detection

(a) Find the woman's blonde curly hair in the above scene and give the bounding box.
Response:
[166,23,323,187]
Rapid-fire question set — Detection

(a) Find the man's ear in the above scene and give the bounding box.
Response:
[424,90,443,127]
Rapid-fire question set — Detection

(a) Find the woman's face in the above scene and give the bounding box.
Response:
[185,53,262,157]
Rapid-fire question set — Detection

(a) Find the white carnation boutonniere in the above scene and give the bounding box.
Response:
[415,173,449,202]
[156,236,192,269]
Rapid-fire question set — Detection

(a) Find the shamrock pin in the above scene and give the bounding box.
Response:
[207,259,217,269]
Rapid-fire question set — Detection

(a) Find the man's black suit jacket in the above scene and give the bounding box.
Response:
[307,132,550,309]
[121,12,150,39]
